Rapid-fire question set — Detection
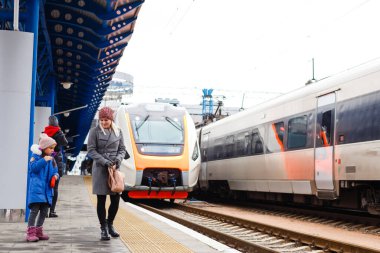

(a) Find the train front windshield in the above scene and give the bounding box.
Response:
[131,114,184,156]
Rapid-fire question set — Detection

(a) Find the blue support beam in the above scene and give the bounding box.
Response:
[25,0,40,222]
[49,75,56,113]
[0,9,27,21]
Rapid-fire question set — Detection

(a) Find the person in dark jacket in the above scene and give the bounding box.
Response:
[87,106,127,240]
[43,115,68,218]
[26,134,59,242]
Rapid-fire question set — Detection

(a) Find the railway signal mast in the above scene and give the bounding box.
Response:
[202,88,214,121]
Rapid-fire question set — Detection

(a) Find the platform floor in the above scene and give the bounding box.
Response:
[0,176,233,253]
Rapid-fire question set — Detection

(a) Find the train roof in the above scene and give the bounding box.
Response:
[202,58,380,132]
[120,103,186,115]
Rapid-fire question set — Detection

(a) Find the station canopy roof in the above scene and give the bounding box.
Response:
[39,0,143,157]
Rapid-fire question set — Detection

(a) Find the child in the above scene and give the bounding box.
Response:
[26,134,59,242]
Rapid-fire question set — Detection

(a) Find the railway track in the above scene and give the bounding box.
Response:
[245,203,380,235]
[135,201,380,253]
[190,200,380,236]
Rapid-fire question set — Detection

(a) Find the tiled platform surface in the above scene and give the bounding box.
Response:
[0,176,229,253]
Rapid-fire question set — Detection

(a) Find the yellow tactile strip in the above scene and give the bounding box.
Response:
[83,176,193,253]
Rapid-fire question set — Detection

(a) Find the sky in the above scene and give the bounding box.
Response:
[117,0,380,108]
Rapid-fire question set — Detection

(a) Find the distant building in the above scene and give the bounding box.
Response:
[155,97,180,106]
[103,72,134,102]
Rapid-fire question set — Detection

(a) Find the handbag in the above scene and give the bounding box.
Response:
[108,167,125,193]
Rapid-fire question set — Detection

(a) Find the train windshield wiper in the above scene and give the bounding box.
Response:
[135,115,150,138]
[165,116,183,131]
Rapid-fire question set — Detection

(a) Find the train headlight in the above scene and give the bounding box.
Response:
[192,142,199,161]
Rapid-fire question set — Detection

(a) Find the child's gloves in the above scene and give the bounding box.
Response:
[50,176,57,188]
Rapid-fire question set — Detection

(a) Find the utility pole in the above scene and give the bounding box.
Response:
[305,58,317,85]
[240,93,245,111]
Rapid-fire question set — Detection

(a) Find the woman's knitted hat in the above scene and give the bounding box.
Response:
[98,106,114,121]
[39,133,57,150]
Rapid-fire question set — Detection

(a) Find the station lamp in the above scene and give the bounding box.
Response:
[61,81,73,89]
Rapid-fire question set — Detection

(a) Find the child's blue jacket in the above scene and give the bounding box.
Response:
[28,152,59,208]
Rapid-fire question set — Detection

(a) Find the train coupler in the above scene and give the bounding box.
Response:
[170,178,177,196]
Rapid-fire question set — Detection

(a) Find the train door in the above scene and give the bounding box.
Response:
[198,132,210,189]
[314,92,337,199]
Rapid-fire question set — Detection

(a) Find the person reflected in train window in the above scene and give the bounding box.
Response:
[273,123,284,143]
[320,125,330,146]
[244,135,251,155]
[87,106,127,241]
[251,133,263,154]
[278,126,285,143]
[321,111,332,146]
[255,140,264,154]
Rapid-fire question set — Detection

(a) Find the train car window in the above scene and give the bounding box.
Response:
[235,131,251,156]
[214,138,224,159]
[131,115,184,144]
[235,132,245,156]
[225,135,235,158]
[321,110,332,146]
[201,134,209,161]
[287,115,307,149]
[244,133,252,155]
[251,132,263,155]
[267,122,285,152]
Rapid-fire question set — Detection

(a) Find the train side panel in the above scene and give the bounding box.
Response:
[200,59,380,213]
[185,112,201,188]
[115,106,138,187]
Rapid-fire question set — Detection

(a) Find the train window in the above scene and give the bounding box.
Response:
[225,135,235,158]
[316,109,334,147]
[267,122,285,152]
[244,133,251,155]
[287,115,307,149]
[214,138,224,159]
[321,110,332,146]
[235,132,245,156]
[131,115,184,144]
[236,131,250,156]
[251,132,263,155]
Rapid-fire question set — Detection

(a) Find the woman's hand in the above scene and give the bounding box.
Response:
[44,156,53,162]
[105,160,114,168]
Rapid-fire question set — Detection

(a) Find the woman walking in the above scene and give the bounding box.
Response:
[87,106,127,240]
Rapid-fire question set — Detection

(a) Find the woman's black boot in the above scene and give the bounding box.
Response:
[107,221,120,238]
[100,224,110,240]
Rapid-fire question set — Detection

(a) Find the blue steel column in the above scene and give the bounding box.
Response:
[25,0,40,222]
[49,76,56,114]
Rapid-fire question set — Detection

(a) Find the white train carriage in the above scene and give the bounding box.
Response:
[199,59,380,214]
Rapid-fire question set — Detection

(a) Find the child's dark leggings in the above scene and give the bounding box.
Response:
[28,203,49,227]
